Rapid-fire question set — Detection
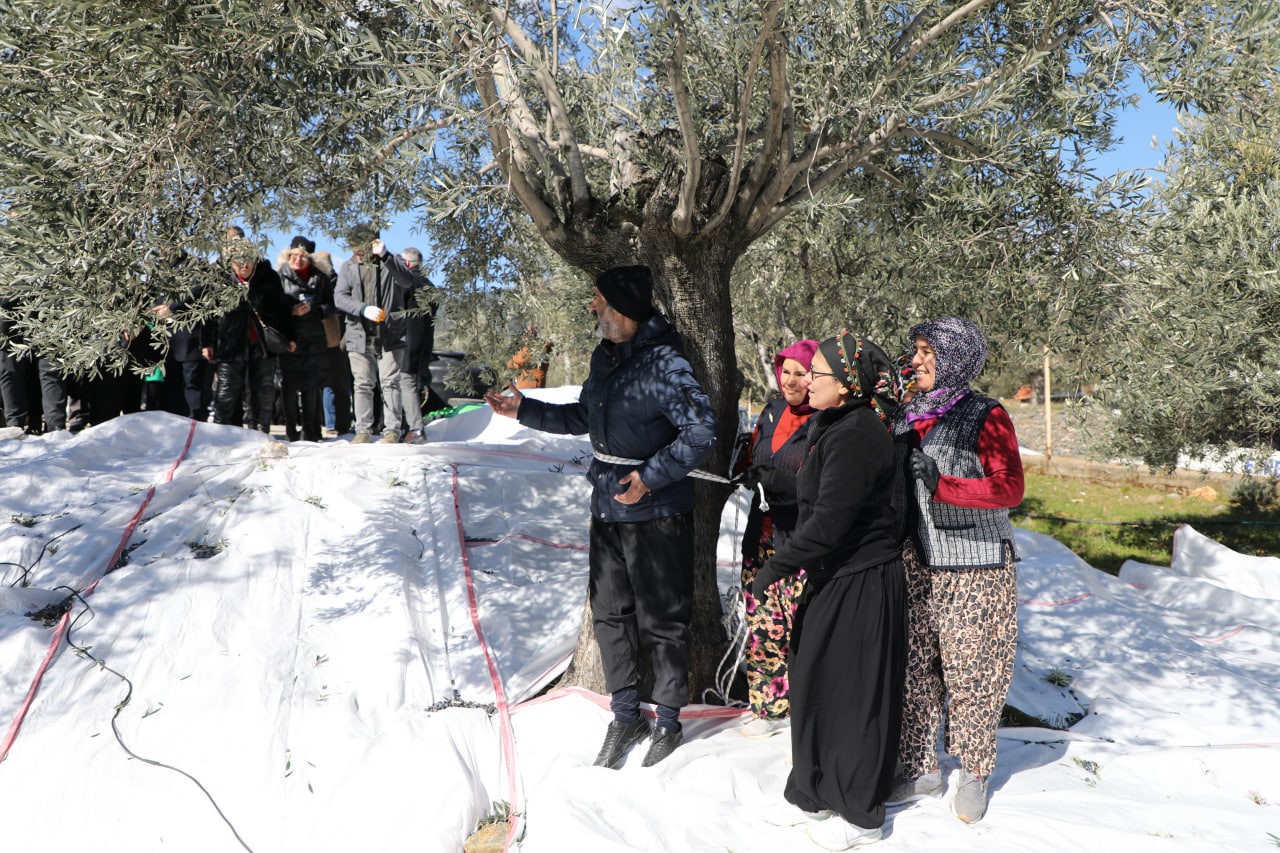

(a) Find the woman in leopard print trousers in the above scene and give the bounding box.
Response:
[888,317,1024,824]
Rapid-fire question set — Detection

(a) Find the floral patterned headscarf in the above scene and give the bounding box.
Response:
[896,316,988,431]
[816,330,904,427]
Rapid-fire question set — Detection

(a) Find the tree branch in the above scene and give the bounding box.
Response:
[705,0,785,234]
[756,111,903,235]
[470,62,564,242]
[348,116,460,194]
[900,125,993,163]
[491,50,563,188]
[912,13,1093,112]
[656,0,701,238]
[894,0,997,70]
[738,28,793,221]
[486,3,592,213]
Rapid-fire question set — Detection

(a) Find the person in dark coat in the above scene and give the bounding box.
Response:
[383,245,437,439]
[207,240,295,433]
[736,338,819,738]
[276,238,335,441]
[485,264,718,769]
[150,253,212,422]
[0,297,66,433]
[754,331,909,850]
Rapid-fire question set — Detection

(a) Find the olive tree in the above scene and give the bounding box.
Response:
[1097,104,1280,470]
[2,0,1273,695]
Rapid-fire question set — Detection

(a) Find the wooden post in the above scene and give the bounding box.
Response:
[1043,346,1053,461]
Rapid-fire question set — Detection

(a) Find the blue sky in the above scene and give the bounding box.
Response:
[1090,83,1182,178]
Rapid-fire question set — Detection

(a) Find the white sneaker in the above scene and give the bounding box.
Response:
[760,800,834,827]
[739,716,790,739]
[806,817,883,850]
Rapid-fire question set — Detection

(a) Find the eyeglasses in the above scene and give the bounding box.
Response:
[810,370,838,379]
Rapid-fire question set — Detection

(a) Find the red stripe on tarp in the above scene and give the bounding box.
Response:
[0,418,197,763]
[514,685,748,721]
[452,465,524,851]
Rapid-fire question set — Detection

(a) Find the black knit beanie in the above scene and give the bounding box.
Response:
[290,235,316,254]
[595,265,654,322]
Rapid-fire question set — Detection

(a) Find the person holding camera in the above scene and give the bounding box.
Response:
[333,225,423,444]
[276,236,336,442]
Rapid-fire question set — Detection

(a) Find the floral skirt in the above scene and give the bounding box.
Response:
[740,527,806,720]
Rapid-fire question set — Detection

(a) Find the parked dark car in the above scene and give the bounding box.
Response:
[426,350,493,406]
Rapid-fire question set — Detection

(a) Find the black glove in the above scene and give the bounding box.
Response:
[750,563,784,600]
[910,449,940,494]
[755,465,797,503]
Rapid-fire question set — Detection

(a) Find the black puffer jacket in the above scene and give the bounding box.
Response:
[517,313,718,522]
[209,261,295,362]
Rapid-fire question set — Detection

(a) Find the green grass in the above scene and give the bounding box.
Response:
[1014,472,1280,575]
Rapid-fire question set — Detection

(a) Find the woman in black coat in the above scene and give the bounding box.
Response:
[754,331,909,850]
[276,243,335,441]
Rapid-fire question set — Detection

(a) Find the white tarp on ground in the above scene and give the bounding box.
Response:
[1,403,1278,851]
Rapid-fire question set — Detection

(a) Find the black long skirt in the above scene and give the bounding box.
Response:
[783,557,907,829]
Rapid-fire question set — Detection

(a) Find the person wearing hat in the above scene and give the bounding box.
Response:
[886,317,1024,825]
[485,264,718,768]
[333,225,425,444]
[206,239,296,433]
[753,331,910,850]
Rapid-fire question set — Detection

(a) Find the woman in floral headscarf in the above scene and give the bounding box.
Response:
[737,339,818,739]
[886,316,1024,826]
[754,331,909,850]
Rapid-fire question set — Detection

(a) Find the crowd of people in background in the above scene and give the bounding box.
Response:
[6,246,1024,849]
[0,225,440,444]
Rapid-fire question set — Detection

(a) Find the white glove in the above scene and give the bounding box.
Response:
[361,305,386,323]
[371,239,386,258]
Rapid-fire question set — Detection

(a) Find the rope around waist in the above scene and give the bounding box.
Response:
[592,451,731,484]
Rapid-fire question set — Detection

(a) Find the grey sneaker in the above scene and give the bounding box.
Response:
[885,772,945,806]
[953,770,989,823]
[378,429,400,444]
[350,432,373,444]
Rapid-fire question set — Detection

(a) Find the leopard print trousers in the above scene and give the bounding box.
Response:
[897,539,1017,778]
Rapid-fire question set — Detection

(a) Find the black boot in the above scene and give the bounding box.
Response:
[593,719,650,769]
[641,725,683,767]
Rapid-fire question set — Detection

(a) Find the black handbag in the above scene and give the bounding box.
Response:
[249,303,291,355]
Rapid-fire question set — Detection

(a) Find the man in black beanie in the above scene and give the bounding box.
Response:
[485,264,718,768]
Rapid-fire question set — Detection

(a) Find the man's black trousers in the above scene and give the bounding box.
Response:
[588,514,694,710]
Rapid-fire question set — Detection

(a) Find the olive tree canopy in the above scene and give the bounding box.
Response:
[3,0,1275,692]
